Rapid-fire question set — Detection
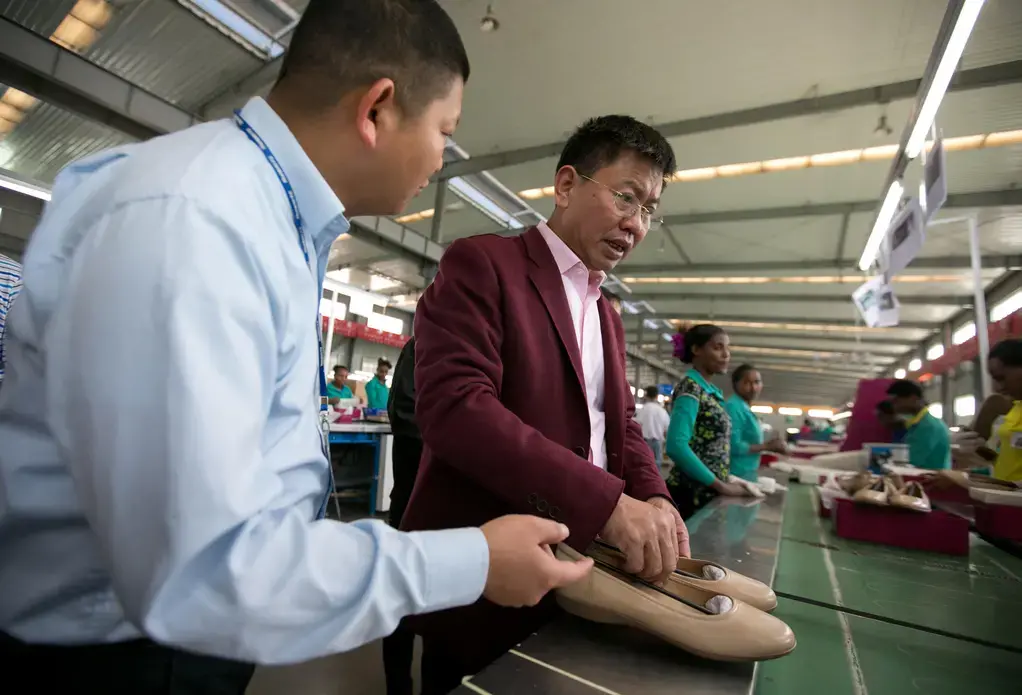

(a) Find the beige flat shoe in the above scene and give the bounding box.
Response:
[590,541,777,612]
[837,472,875,495]
[555,545,796,662]
[853,476,894,506]
[889,481,931,512]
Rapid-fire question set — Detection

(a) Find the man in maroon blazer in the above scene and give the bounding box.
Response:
[403,115,687,693]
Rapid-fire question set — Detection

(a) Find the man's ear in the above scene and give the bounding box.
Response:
[355,78,398,149]
[552,165,580,208]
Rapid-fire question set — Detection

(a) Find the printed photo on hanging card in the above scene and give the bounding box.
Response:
[852,275,901,328]
[924,136,947,222]
[887,196,925,275]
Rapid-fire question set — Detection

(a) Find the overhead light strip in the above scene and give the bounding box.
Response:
[0,170,52,201]
[398,126,1022,223]
[858,180,904,271]
[618,273,967,285]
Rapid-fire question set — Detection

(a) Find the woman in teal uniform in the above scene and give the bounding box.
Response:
[665,324,754,518]
[725,364,786,482]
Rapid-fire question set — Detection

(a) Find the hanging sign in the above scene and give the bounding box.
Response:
[885,195,925,275]
[852,275,900,328]
[923,135,947,222]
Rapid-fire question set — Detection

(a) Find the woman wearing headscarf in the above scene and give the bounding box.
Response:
[665,324,753,518]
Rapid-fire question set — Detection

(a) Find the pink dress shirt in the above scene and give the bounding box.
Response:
[537,222,608,471]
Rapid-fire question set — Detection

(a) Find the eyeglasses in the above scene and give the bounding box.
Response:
[577,173,663,230]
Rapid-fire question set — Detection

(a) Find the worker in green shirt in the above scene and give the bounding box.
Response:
[724,364,787,482]
[365,358,392,410]
[326,364,354,404]
[886,379,951,470]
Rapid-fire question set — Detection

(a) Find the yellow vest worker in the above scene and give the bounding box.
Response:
[993,401,1022,482]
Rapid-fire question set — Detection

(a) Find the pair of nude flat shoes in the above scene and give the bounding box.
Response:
[555,543,796,662]
[851,475,931,512]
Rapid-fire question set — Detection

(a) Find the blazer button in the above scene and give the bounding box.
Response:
[537,499,549,513]
[527,492,538,506]
[573,446,587,458]
[549,506,561,520]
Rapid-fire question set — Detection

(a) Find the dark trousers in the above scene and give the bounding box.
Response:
[383,435,423,695]
[0,631,254,695]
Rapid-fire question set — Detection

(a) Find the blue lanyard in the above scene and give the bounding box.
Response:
[233,110,329,411]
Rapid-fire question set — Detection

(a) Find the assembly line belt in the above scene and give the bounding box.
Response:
[774,590,1022,656]
[782,536,1022,583]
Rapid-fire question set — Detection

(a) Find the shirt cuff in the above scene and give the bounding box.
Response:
[414,527,489,613]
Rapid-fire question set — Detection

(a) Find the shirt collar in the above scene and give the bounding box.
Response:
[727,393,751,412]
[237,98,350,258]
[536,222,606,290]
[906,406,929,428]
[686,368,723,398]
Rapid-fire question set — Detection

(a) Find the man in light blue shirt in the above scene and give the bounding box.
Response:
[0,1,590,692]
[0,252,22,385]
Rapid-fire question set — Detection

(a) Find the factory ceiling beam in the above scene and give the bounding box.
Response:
[619,253,1021,275]
[624,292,969,307]
[433,60,1022,180]
[660,189,1022,227]
[0,17,198,139]
[621,313,934,330]
[200,56,284,121]
[626,329,916,347]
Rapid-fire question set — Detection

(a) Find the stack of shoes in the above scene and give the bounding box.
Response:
[851,474,930,512]
[555,543,796,661]
[888,481,931,512]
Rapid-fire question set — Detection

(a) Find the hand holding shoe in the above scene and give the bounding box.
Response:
[601,494,673,583]
[648,496,690,559]
[481,515,593,608]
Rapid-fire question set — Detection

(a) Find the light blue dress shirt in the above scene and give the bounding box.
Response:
[0,98,488,664]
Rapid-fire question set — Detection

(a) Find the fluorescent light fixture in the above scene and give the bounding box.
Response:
[991,289,1022,322]
[831,410,853,421]
[858,180,904,271]
[448,176,524,230]
[926,343,945,361]
[0,171,52,201]
[808,408,835,418]
[953,394,976,418]
[905,0,987,159]
[662,332,673,341]
[619,273,965,285]
[643,319,659,330]
[629,385,636,395]
[778,407,803,416]
[367,312,403,335]
[751,405,774,414]
[952,321,975,345]
[620,301,640,315]
[636,388,645,399]
[908,358,922,372]
[894,368,907,379]
[929,402,944,420]
[180,0,286,58]
[318,298,347,320]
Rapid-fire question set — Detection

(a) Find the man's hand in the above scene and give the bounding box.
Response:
[480,515,593,608]
[648,496,690,559]
[601,494,676,583]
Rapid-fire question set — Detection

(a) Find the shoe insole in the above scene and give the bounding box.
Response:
[593,539,711,581]
[588,555,715,616]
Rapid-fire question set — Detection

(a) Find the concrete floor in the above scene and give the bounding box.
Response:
[246,637,423,695]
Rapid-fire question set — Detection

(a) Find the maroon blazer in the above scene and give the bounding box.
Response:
[401,226,670,668]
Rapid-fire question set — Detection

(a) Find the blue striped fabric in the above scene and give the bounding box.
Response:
[0,252,23,381]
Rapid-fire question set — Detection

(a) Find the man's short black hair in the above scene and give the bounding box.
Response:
[645,386,658,399]
[887,380,923,399]
[990,338,1022,367]
[876,399,895,415]
[556,116,676,183]
[378,359,393,369]
[276,0,469,114]
[333,364,349,372]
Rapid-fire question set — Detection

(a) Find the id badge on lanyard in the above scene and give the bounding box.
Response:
[234,110,333,519]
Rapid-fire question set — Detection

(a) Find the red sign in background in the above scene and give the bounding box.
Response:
[321,316,409,348]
